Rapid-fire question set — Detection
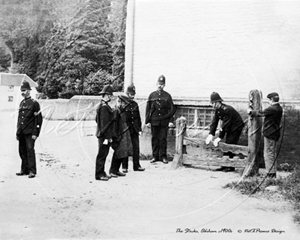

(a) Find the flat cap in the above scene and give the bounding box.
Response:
[267,92,279,99]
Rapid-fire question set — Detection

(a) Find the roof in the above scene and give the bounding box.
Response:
[0,73,38,88]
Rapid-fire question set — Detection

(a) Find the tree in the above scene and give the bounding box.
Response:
[0,0,56,74]
[37,0,114,98]
[110,0,128,91]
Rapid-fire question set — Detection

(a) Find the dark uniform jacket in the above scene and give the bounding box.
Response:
[252,103,283,141]
[209,103,244,139]
[95,100,115,139]
[145,90,175,126]
[124,100,142,134]
[17,97,43,137]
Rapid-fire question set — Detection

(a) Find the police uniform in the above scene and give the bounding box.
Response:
[122,85,144,171]
[95,85,115,180]
[209,103,245,144]
[145,75,175,163]
[16,82,43,177]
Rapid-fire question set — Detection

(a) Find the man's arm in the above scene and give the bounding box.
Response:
[32,101,43,138]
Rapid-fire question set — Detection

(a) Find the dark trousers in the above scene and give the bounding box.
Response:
[110,156,126,174]
[151,124,168,160]
[18,134,36,174]
[122,132,141,170]
[224,126,244,158]
[95,138,110,178]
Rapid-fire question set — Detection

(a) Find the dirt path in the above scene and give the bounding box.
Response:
[0,111,299,240]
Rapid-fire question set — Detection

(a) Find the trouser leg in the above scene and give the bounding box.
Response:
[151,125,160,160]
[18,134,29,174]
[121,157,129,170]
[110,154,123,174]
[24,134,36,174]
[158,126,168,160]
[264,137,277,175]
[131,132,141,169]
[95,139,110,178]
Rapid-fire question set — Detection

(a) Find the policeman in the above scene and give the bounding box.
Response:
[121,85,145,172]
[16,81,43,178]
[145,75,175,164]
[205,92,245,171]
[95,85,115,181]
[248,92,283,178]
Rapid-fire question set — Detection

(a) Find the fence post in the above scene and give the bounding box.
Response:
[243,89,263,177]
[170,116,186,169]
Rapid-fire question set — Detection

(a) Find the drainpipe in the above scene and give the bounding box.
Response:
[124,0,135,88]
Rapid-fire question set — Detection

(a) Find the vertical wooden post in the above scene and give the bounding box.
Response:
[243,90,263,177]
[170,117,186,169]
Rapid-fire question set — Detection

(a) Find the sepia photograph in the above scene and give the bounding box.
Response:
[1,0,300,239]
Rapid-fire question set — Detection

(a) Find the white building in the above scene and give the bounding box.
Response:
[124,0,300,128]
[125,0,300,101]
[0,73,38,111]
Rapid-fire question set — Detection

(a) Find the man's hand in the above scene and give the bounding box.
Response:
[205,134,213,144]
[32,135,37,140]
[146,123,151,128]
[247,108,252,115]
[213,137,221,147]
[168,122,175,128]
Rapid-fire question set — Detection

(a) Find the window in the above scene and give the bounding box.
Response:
[8,85,14,92]
[8,96,13,102]
[174,106,213,129]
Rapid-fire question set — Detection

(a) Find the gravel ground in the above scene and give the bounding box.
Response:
[0,110,299,240]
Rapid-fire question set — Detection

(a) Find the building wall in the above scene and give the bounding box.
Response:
[0,85,38,111]
[125,0,300,101]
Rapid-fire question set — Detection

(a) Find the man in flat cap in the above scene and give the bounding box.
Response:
[121,84,145,172]
[95,85,115,181]
[145,75,175,164]
[248,92,283,178]
[16,81,43,178]
[206,92,245,171]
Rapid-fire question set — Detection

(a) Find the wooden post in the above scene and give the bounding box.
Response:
[170,117,186,169]
[243,89,263,177]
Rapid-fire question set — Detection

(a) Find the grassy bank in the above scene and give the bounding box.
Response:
[223,165,300,225]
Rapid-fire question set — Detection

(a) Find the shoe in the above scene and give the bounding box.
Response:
[109,173,118,178]
[105,173,112,179]
[134,167,145,171]
[150,158,159,163]
[28,172,36,178]
[116,171,126,177]
[96,176,110,181]
[16,171,29,176]
[122,169,128,173]
[162,158,168,164]
[223,167,235,172]
[214,167,225,172]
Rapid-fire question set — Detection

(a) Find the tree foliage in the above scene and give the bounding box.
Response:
[0,0,128,99]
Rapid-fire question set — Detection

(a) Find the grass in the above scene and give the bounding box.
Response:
[223,165,300,225]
